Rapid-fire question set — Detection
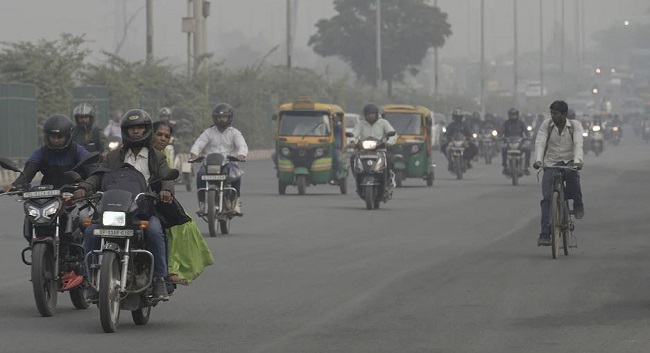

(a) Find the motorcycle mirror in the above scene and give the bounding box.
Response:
[345,132,354,138]
[0,157,21,173]
[387,131,397,137]
[162,169,180,181]
[72,152,101,172]
[64,170,83,184]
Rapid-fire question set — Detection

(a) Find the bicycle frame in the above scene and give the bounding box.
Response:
[545,165,578,258]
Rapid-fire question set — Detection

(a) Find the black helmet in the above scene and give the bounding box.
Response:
[120,109,153,147]
[508,108,519,117]
[362,103,381,116]
[451,109,463,121]
[212,103,234,129]
[73,103,95,130]
[43,114,74,150]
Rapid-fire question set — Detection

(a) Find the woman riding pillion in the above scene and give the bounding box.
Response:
[533,100,585,246]
[74,109,175,301]
[190,103,248,216]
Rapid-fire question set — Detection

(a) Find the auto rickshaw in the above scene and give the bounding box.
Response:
[381,104,434,187]
[272,97,349,195]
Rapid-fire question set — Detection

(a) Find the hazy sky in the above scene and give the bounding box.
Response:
[0,0,648,68]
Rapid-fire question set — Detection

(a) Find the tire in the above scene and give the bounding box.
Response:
[364,185,374,210]
[510,160,518,186]
[207,189,218,237]
[31,243,58,317]
[551,191,561,259]
[132,306,152,325]
[455,158,463,180]
[219,219,230,235]
[278,180,286,195]
[296,175,307,195]
[395,172,403,187]
[562,201,570,256]
[339,178,347,194]
[99,251,121,333]
[70,286,90,310]
[426,172,434,187]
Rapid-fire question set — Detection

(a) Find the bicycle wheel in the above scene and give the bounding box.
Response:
[550,191,561,259]
[562,201,570,256]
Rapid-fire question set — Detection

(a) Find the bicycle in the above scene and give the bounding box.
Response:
[542,165,578,259]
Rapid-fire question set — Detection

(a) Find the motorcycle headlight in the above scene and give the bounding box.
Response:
[491,130,498,137]
[281,147,290,157]
[207,165,221,174]
[362,140,378,150]
[102,211,126,227]
[527,125,533,131]
[26,205,39,218]
[442,127,447,133]
[592,125,601,132]
[612,126,619,131]
[582,132,589,137]
[42,202,60,218]
[411,144,420,153]
[108,141,120,150]
[472,133,478,139]
[314,147,324,158]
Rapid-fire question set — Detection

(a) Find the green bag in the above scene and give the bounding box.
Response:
[166,218,215,282]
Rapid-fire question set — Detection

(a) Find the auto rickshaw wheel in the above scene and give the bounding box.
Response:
[339,178,347,194]
[296,175,307,195]
[395,172,403,187]
[278,180,286,195]
[426,172,434,186]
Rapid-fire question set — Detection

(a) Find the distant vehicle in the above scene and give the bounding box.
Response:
[344,113,360,146]
[431,112,446,149]
[524,81,547,98]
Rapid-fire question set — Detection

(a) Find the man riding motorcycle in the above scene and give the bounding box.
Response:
[348,103,397,160]
[72,103,106,153]
[501,108,531,175]
[442,110,478,171]
[190,103,248,216]
[74,109,175,301]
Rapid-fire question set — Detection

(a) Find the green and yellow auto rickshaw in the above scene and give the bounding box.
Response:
[381,104,434,187]
[272,97,349,195]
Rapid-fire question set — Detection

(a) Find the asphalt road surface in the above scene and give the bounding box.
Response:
[1,130,649,352]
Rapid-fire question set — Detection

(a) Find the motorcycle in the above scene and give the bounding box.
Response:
[589,125,604,156]
[191,153,243,237]
[608,125,622,146]
[478,129,498,164]
[82,167,179,333]
[0,152,99,317]
[582,130,590,155]
[447,133,468,180]
[349,132,396,210]
[504,137,527,186]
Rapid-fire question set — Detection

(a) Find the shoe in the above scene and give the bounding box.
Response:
[537,234,551,246]
[196,201,206,216]
[85,287,99,304]
[233,199,243,217]
[153,278,169,301]
[167,274,190,286]
[502,167,509,175]
[573,206,584,219]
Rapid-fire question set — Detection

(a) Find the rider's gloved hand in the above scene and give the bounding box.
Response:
[574,163,583,171]
[74,188,87,199]
[533,161,543,170]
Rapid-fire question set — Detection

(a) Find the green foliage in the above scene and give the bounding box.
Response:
[0,33,89,126]
[309,0,451,87]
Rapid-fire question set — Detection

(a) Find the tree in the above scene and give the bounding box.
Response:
[308,0,451,96]
[0,34,88,125]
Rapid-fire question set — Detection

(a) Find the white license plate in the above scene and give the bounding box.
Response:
[201,175,226,181]
[93,229,134,237]
[23,190,60,198]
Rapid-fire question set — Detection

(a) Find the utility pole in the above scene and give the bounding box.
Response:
[574,0,580,70]
[146,0,153,63]
[561,0,565,73]
[481,0,485,119]
[376,0,382,88]
[433,0,439,97]
[286,0,292,69]
[539,0,544,98]
[581,0,585,66]
[513,0,518,108]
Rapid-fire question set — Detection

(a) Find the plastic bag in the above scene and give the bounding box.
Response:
[226,162,244,181]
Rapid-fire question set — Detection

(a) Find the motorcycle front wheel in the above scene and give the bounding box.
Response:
[364,185,374,210]
[31,243,58,317]
[207,189,218,237]
[99,251,122,333]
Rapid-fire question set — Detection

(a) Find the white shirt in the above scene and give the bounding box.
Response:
[190,126,249,157]
[535,118,584,165]
[103,121,122,140]
[350,118,397,145]
[124,147,151,181]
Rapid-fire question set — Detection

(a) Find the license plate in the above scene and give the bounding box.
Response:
[93,229,134,237]
[23,190,60,199]
[201,175,226,181]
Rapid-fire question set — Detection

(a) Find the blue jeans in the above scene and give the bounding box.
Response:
[196,164,241,203]
[84,215,168,278]
[540,162,583,235]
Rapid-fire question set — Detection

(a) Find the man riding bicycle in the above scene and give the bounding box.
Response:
[533,100,585,246]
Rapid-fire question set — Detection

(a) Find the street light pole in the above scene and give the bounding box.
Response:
[560,0,565,73]
[539,0,544,98]
[286,0,292,69]
[376,0,382,88]
[480,0,485,118]
[434,0,439,97]
[146,0,153,63]
[513,0,518,108]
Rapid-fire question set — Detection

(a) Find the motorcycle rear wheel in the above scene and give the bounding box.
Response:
[219,219,230,235]
[69,286,90,310]
[99,251,121,333]
[132,305,152,325]
[31,243,58,317]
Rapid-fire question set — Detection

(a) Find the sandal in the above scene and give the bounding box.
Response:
[167,274,190,286]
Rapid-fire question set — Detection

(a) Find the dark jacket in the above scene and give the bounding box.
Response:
[445,121,472,140]
[502,119,529,138]
[78,147,174,194]
[12,143,88,189]
[72,126,106,153]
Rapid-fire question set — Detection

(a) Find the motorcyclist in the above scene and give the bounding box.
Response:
[501,108,531,175]
[533,100,585,246]
[190,103,248,216]
[3,115,89,244]
[74,109,175,301]
[72,103,106,153]
[443,110,478,171]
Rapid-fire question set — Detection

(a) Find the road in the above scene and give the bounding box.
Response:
[1,131,649,352]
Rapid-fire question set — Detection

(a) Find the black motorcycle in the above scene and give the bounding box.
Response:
[348,132,396,210]
[0,153,99,317]
[447,133,468,180]
[504,137,527,186]
[191,153,242,236]
[82,167,179,333]
[478,129,498,164]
